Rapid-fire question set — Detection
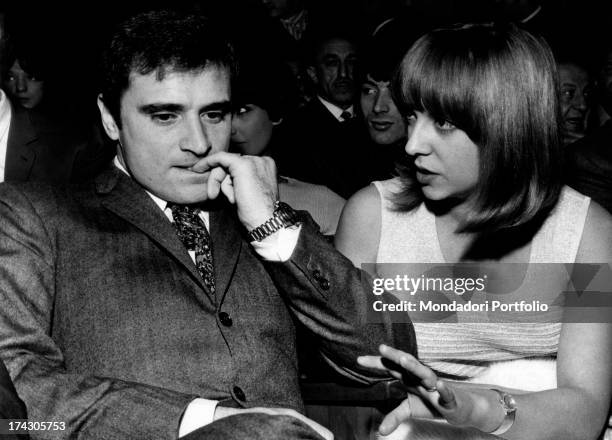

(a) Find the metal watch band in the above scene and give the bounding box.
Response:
[489,388,517,435]
[247,201,298,242]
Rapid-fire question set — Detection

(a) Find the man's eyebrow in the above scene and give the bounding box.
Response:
[139,103,184,114]
[200,101,232,112]
[138,101,232,114]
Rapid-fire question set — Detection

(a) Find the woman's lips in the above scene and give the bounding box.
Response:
[415,168,436,183]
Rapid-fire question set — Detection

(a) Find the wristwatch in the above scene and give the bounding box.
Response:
[489,389,517,435]
[247,201,299,242]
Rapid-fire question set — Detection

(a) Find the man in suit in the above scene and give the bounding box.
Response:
[274,30,374,198]
[0,22,111,184]
[0,10,414,440]
[0,90,111,183]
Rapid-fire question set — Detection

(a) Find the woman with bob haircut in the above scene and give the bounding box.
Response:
[335,23,611,439]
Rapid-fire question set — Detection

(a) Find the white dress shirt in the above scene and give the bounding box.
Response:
[317,96,354,122]
[113,157,301,436]
[0,89,13,182]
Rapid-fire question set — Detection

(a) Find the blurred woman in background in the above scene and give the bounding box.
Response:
[231,52,345,236]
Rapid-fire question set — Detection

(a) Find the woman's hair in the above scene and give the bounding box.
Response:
[232,48,295,122]
[2,36,48,80]
[393,23,563,233]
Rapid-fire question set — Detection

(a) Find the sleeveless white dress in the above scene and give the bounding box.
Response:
[373,178,590,391]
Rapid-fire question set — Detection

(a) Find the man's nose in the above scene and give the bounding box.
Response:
[338,61,351,79]
[572,92,588,111]
[373,92,390,114]
[181,118,212,155]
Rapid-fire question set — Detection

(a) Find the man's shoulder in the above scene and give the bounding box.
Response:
[12,105,87,145]
[0,179,96,215]
[282,99,333,128]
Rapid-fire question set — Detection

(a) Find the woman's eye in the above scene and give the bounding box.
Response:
[236,106,249,116]
[435,120,456,131]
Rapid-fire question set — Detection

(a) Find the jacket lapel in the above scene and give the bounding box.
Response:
[209,205,243,307]
[5,106,37,182]
[95,168,215,306]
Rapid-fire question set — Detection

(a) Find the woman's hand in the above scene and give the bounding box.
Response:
[358,345,504,436]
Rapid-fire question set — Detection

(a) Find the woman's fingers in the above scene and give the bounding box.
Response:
[379,344,439,390]
[356,355,404,380]
[378,397,412,436]
[436,380,457,409]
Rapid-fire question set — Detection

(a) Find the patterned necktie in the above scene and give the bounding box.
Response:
[340,110,353,122]
[169,204,215,294]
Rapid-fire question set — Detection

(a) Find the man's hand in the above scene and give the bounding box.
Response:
[214,406,333,440]
[190,152,278,231]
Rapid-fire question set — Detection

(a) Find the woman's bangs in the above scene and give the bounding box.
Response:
[400,42,478,132]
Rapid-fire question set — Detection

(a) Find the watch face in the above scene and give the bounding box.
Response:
[503,394,518,412]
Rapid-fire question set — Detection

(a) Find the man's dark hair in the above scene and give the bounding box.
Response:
[362,17,425,83]
[303,26,361,66]
[100,10,236,123]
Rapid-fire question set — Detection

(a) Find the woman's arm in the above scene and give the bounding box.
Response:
[334,184,382,268]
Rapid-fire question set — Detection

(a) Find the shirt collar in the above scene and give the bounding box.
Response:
[0,89,11,131]
[317,96,353,122]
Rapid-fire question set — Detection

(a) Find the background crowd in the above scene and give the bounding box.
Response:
[1,1,612,213]
[1,1,612,440]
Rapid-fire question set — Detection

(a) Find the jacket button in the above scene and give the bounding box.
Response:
[219,312,233,327]
[312,269,322,279]
[318,279,330,290]
[233,386,246,402]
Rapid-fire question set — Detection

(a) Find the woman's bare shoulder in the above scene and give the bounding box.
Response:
[334,184,382,266]
[576,201,612,263]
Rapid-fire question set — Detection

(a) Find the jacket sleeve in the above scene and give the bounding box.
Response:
[0,185,194,440]
[263,213,417,384]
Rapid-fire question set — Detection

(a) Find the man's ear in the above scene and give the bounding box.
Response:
[97,94,120,141]
[306,66,318,85]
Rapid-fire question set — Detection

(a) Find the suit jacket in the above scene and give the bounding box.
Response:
[273,99,374,199]
[0,359,29,440]
[0,167,415,439]
[4,105,112,183]
[565,121,612,214]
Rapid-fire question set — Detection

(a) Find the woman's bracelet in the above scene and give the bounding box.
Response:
[488,389,517,435]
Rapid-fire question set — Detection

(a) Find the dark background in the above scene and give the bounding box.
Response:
[2,0,611,121]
